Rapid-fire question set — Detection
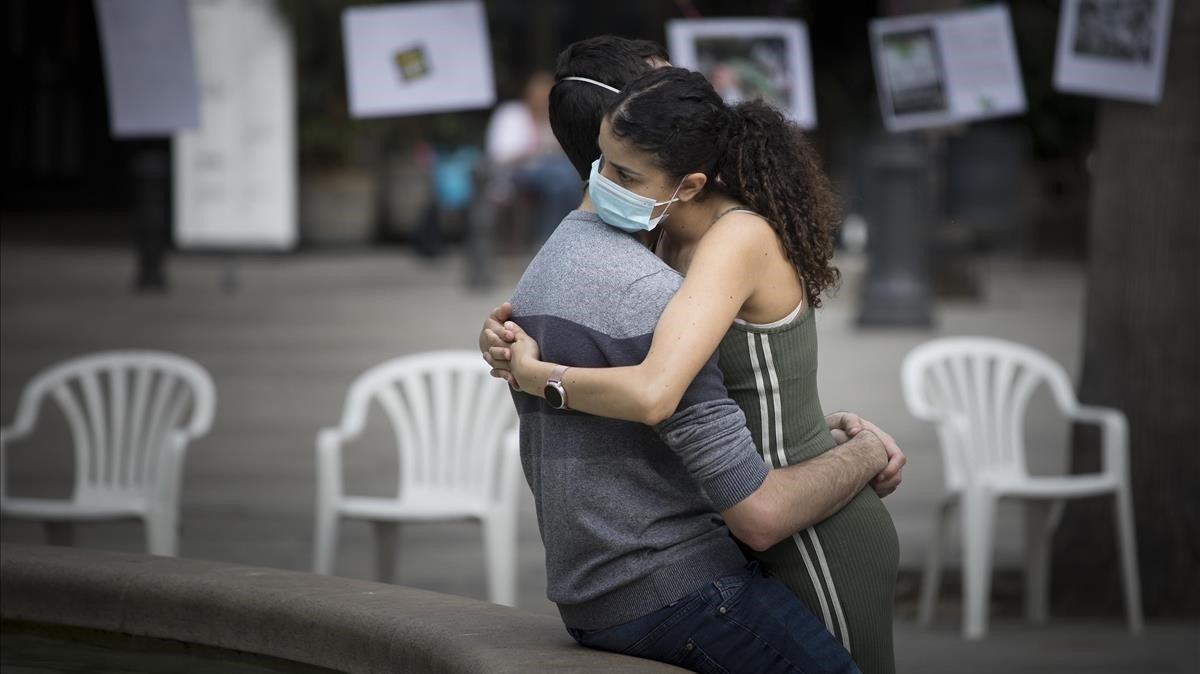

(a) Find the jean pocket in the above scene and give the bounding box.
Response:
[669,639,730,674]
[712,569,753,606]
[621,594,704,657]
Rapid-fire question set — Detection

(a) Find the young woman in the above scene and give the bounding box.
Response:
[490,67,899,674]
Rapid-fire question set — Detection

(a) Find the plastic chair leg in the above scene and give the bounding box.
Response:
[483,507,518,607]
[1114,487,1144,635]
[962,490,996,640]
[918,497,955,627]
[1023,499,1054,624]
[373,521,399,584]
[313,506,339,575]
[145,507,178,557]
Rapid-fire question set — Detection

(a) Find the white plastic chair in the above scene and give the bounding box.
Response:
[313,351,522,606]
[902,337,1142,639]
[1,350,215,556]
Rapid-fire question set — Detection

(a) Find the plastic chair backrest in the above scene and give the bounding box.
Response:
[336,351,517,499]
[8,350,215,501]
[901,337,1079,488]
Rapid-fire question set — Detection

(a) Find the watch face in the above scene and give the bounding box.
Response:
[544,384,564,409]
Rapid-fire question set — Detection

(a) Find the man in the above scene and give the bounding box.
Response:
[477,36,905,673]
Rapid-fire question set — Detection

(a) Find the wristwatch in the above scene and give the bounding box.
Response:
[544,365,570,410]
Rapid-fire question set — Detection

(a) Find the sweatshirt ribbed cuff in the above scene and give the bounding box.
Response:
[703,450,770,512]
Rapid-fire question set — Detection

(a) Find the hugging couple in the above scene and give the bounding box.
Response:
[475,35,906,674]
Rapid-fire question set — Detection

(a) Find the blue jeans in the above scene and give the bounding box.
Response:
[512,154,582,241]
[567,561,859,674]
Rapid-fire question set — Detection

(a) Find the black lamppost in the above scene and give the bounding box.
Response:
[131,142,170,292]
[857,132,934,327]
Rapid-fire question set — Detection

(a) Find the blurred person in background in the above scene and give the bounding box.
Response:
[484,70,581,243]
[410,141,480,258]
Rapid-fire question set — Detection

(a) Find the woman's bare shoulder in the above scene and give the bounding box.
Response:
[705,209,775,250]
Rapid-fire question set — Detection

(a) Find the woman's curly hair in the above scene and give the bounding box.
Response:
[607,67,841,307]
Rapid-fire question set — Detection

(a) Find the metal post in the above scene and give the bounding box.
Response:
[221,253,240,293]
[857,132,934,327]
[131,144,170,292]
[466,163,497,290]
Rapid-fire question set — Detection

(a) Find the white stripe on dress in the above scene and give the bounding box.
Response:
[760,332,852,652]
[793,531,835,633]
[749,332,837,637]
[810,528,852,653]
[746,333,771,464]
[760,337,788,469]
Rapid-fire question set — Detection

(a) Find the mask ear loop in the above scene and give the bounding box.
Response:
[651,176,688,225]
[559,76,621,94]
[654,176,687,207]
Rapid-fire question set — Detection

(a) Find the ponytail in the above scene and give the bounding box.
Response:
[608,68,840,307]
[718,101,841,308]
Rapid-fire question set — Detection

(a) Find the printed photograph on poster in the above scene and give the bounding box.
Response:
[1054,0,1173,104]
[342,0,495,119]
[667,19,817,129]
[879,28,948,116]
[870,5,1026,132]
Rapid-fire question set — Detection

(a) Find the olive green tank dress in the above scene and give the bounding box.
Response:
[717,297,899,674]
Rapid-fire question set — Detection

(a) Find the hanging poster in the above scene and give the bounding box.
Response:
[342,0,496,118]
[870,5,1026,132]
[1053,0,1174,104]
[667,18,817,129]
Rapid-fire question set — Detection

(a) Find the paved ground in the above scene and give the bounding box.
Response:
[1,242,1194,672]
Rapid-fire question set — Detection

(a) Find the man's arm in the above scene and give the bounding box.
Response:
[656,383,887,553]
[719,432,887,552]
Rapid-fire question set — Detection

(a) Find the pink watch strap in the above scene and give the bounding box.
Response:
[548,365,570,409]
[548,364,570,384]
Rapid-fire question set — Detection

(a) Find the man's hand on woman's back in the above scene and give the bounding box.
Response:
[825,411,906,498]
[722,429,888,552]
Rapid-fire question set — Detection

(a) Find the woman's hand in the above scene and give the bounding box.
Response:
[491,321,553,397]
[484,321,558,400]
[481,303,517,386]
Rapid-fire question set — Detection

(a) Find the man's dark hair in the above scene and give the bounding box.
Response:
[550,36,669,180]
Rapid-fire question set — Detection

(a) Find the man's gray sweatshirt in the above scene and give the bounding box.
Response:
[509,210,770,630]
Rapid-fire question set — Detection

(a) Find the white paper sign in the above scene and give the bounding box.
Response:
[666,18,817,129]
[342,0,496,118]
[94,0,201,138]
[173,0,297,251]
[1053,0,1173,104]
[870,5,1026,132]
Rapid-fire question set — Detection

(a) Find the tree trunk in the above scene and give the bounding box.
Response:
[1051,1,1200,617]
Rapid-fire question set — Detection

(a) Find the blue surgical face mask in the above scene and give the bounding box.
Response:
[588,157,685,233]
